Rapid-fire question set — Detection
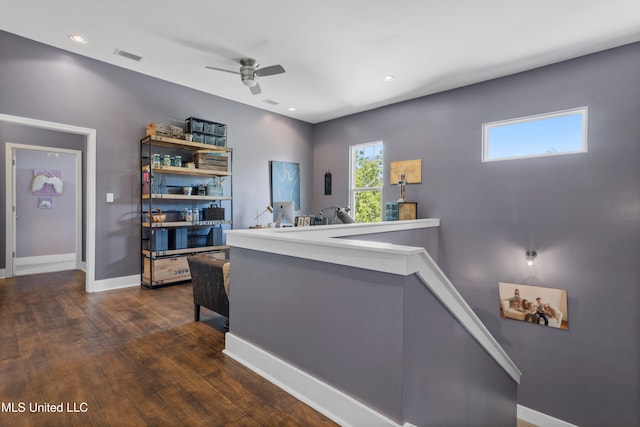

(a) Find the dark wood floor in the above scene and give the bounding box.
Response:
[0,270,337,427]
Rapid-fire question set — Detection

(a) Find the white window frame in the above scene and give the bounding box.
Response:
[482,107,588,162]
[349,141,383,221]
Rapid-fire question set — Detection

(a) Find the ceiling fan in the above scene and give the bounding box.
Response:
[205,58,285,95]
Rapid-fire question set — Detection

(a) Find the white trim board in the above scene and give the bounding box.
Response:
[14,253,77,276]
[225,334,573,427]
[91,274,140,293]
[224,333,405,427]
[1,113,97,293]
[518,405,579,427]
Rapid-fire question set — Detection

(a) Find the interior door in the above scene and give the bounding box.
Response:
[10,146,81,276]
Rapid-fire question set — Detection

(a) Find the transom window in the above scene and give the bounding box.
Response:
[482,107,588,162]
[349,141,383,223]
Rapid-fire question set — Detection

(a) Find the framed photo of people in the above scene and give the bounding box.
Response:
[498,282,569,330]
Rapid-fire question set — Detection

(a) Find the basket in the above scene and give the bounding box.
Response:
[147,208,167,223]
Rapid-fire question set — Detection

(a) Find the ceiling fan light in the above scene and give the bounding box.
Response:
[240,65,257,87]
[242,78,257,87]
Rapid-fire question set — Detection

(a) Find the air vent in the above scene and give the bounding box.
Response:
[113,48,143,62]
[262,99,279,105]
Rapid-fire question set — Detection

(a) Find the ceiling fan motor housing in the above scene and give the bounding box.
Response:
[240,65,257,87]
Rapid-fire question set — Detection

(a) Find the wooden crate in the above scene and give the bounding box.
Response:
[143,256,190,285]
[146,122,184,139]
[398,202,417,220]
[195,152,229,171]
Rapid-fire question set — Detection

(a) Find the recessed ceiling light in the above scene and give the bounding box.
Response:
[288,107,296,112]
[68,34,88,44]
[383,75,395,81]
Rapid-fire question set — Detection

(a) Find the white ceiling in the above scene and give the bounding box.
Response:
[1,1,639,124]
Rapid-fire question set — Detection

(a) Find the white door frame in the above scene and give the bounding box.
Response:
[9,143,83,275]
[2,113,96,293]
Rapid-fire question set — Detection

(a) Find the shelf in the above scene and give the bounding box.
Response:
[143,245,230,258]
[141,277,188,286]
[141,135,231,152]
[142,194,231,201]
[141,125,232,288]
[142,220,232,228]
[142,164,230,177]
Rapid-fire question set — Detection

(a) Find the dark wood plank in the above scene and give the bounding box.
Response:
[0,270,338,427]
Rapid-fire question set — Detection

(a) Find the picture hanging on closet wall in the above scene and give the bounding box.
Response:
[38,198,53,209]
[31,169,64,197]
[499,282,569,330]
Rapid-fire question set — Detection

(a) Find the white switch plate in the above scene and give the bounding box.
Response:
[106,193,114,203]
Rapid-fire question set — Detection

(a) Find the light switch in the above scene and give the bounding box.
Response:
[106,193,114,203]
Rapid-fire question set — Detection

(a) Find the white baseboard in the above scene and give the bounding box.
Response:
[518,404,578,427]
[224,334,577,427]
[0,262,133,294]
[89,274,140,293]
[15,253,76,276]
[224,333,405,427]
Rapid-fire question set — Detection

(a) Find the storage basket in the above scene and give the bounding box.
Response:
[203,207,225,221]
[147,208,167,223]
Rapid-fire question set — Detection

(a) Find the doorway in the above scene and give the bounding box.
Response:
[9,144,82,275]
[2,113,97,292]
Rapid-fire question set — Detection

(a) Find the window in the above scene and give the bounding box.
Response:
[349,141,383,223]
[482,107,587,162]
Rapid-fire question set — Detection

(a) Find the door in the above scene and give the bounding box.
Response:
[9,144,82,276]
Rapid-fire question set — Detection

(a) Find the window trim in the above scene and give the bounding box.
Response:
[482,106,588,162]
[349,141,383,222]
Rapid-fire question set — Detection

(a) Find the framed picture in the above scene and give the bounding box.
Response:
[32,169,64,196]
[38,198,53,209]
[499,282,569,330]
[270,161,300,210]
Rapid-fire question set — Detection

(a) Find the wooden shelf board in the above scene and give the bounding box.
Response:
[141,277,190,287]
[142,194,231,201]
[142,220,232,228]
[141,164,230,177]
[141,135,231,152]
[143,245,230,258]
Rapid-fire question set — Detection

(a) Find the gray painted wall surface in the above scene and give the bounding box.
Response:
[230,247,516,425]
[15,149,76,257]
[1,27,638,426]
[0,31,313,278]
[231,247,406,421]
[312,43,640,426]
[402,275,516,426]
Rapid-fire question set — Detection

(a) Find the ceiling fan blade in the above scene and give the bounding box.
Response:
[250,83,262,95]
[255,65,285,77]
[205,66,240,75]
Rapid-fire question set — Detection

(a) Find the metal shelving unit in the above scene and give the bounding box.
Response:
[140,134,232,288]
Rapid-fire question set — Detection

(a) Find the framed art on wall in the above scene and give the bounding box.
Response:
[499,282,569,330]
[270,161,300,210]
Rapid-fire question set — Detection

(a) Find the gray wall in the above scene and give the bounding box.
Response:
[312,43,640,426]
[15,149,77,257]
[0,30,313,279]
[1,27,638,425]
[231,247,516,426]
